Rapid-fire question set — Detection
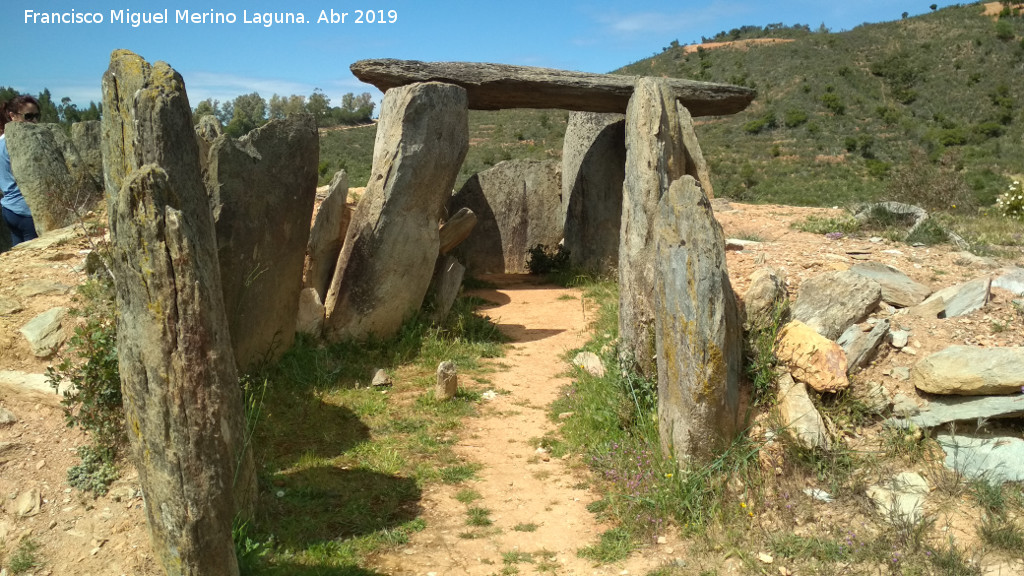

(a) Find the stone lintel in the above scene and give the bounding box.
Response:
[350,58,755,116]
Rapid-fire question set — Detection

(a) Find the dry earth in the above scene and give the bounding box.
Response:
[0,201,1022,575]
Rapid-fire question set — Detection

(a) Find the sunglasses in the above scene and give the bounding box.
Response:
[20,112,41,121]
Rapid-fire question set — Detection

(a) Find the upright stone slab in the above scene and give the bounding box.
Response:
[102,51,254,576]
[70,120,103,187]
[5,122,102,233]
[619,77,697,376]
[305,169,352,301]
[449,159,563,274]
[654,176,742,461]
[206,114,318,370]
[562,112,625,272]
[324,82,468,340]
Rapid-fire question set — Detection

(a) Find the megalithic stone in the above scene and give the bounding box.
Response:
[305,169,352,301]
[102,50,255,576]
[5,122,101,233]
[206,115,318,370]
[654,176,742,462]
[619,78,691,377]
[562,112,625,272]
[350,59,756,116]
[323,82,468,340]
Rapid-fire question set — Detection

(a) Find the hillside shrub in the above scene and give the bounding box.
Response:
[526,244,570,275]
[884,149,976,213]
[995,180,1024,220]
[743,111,777,134]
[46,277,125,495]
[784,108,808,127]
[821,92,845,115]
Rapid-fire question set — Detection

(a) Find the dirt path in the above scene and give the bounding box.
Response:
[372,275,683,576]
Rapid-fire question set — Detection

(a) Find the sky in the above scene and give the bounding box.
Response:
[6,0,966,111]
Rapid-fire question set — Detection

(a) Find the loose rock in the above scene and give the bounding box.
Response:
[774,320,849,393]
[792,270,881,340]
[911,346,1024,395]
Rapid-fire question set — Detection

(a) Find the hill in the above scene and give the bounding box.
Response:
[321,2,1023,250]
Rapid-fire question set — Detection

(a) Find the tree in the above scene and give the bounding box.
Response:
[268,94,286,120]
[193,98,218,124]
[36,88,60,123]
[306,88,330,124]
[225,92,266,137]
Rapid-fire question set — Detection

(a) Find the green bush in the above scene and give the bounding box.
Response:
[47,279,124,450]
[526,244,571,275]
[783,108,808,127]
[820,92,845,115]
[67,445,119,495]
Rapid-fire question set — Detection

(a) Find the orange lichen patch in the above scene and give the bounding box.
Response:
[681,38,795,54]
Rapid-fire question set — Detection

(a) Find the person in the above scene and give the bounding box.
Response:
[0,94,41,245]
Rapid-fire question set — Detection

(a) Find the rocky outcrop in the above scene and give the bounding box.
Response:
[848,262,931,308]
[911,345,1024,395]
[5,122,102,233]
[889,395,1024,429]
[653,176,742,461]
[913,277,991,318]
[449,159,563,274]
[837,319,890,373]
[18,307,67,357]
[206,114,319,370]
[792,270,881,340]
[305,170,352,301]
[937,434,1024,484]
[350,58,756,115]
[102,50,254,576]
[562,112,625,271]
[774,320,849,393]
[324,82,468,340]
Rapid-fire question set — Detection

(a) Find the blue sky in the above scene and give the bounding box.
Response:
[6,0,965,110]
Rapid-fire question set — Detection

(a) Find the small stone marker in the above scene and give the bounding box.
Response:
[436,361,458,401]
[372,369,392,387]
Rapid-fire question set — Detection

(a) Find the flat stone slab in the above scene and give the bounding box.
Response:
[888,394,1024,429]
[350,58,755,116]
[993,267,1024,296]
[937,434,1024,484]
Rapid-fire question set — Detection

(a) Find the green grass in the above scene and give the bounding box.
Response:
[454,488,482,504]
[512,522,539,532]
[234,294,506,573]
[465,507,494,527]
[577,527,635,563]
[7,538,41,575]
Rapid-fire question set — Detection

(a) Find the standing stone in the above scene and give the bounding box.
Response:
[295,287,325,337]
[324,82,468,340]
[70,120,104,186]
[449,158,563,274]
[428,255,465,323]
[562,112,625,272]
[654,176,742,461]
[102,50,253,576]
[5,122,102,233]
[620,78,709,376]
[792,270,882,340]
[206,115,318,370]
[305,169,352,301]
[436,361,458,400]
